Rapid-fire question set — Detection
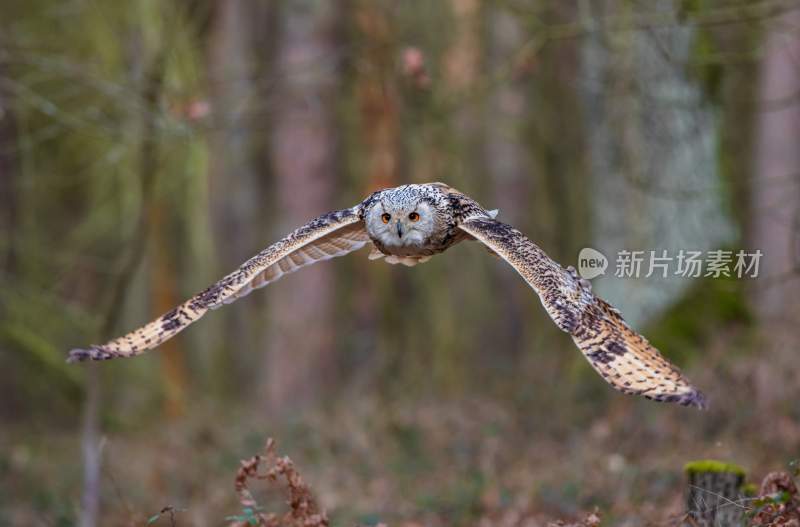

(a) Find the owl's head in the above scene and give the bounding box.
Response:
[364,186,444,248]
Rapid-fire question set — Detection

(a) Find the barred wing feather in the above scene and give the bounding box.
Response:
[68,208,368,362]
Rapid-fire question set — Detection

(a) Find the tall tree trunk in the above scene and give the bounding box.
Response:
[0,55,17,273]
[149,203,188,417]
[751,9,800,325]
[355,1,399,191]
[748,8,800,410]
[346,1,398,390]
[207,0,263,390]
[264,0,341,414]
[484,5,531,361]
[413,0,483,391]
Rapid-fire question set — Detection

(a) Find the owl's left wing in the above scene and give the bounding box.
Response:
[68,207,369,362]
[459,217,706,409]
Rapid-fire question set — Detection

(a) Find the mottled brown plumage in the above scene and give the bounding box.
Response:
[461,218,704,407]
[68,183,705,409]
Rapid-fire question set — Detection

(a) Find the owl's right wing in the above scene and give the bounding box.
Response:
[68,207,369,362]
[459,216,706,409]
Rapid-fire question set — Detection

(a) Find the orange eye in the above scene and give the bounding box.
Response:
[408,212,420,222]
[381,213,391,224]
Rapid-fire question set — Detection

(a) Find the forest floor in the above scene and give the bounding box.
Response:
[5,320,799,526]
[4,378,799,527]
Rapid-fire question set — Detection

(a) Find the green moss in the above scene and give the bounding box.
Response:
[684,460,746,477]
[689,30,725,103]
[742,483,759,497]
[646,275,751,365]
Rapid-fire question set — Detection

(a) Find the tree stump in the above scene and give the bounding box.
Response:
[685,460,747,527]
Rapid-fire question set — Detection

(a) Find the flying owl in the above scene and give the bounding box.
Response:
[68,183,706,408]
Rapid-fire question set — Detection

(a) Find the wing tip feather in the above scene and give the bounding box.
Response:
[682,388,708,410]
[67,346,115,363]
[649,388,708,410]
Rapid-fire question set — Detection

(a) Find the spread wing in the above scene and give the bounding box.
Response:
[68,207,369,362]
[459,217,706,409]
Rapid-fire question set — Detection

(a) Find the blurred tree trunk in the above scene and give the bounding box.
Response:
[484,5,531,363]
[207,0,263,391]
[711,20,760,238]
[0,57,17,273]
[263,1,341,414]
[139,15,187,416]
[431,0,482,389]
[79,363,101,527]
[534,6,589,264]
[0,49,19,415]
[526,4,591,408]
[355,1,398,190]
[458,3,590,403]
[444,0,482,187]
[149,204,188,417]
[751,8,800,325]
[346,1,397,389]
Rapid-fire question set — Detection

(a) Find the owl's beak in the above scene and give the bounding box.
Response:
[396,221,404,238]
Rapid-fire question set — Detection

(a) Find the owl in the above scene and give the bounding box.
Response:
[69,183,706,408]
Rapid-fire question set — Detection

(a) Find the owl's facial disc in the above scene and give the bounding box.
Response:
[368,199,436,249]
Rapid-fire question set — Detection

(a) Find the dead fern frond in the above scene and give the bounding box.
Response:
[749,471,800,526]
[228,438,329,527]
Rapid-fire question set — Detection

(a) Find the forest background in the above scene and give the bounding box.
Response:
[1,0,799,525]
